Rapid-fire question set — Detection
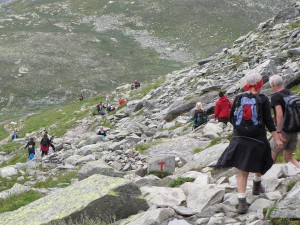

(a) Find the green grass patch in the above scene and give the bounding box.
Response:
[0,150,28,168]
[270,219,300,225]
[32,171,78,188]
[18,96,102,138]
[0,142,22,154]
[0,190,44,214]
[147,171,172,179]
[290,20,300,29]
[135,143,152,154]
[286,180,297,192]
[129,78,165,99]
[0,175,30,192]
[135,140,162,154]
[170,177,195,187]
[193,148,203,154]
[0,124,9,141]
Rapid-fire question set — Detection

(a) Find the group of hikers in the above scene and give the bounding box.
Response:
[207,74,299,214]
[22,130,56,160]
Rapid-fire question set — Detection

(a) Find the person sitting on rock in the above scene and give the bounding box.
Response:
[97,126,107,140]
[24,137,35,160]
[192,102,208,129]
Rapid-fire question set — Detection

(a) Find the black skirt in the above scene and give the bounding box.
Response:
[216,130,273,175]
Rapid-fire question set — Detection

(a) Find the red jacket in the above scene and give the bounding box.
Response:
[214,96,231,119]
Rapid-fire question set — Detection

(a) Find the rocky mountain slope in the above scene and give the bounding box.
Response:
[0,2,299,225]
[0,0,295,119]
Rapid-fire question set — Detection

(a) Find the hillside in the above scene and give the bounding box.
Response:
[0,2,299,225]
[0,0,295,119]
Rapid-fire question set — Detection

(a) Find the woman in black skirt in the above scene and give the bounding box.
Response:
[216,73,283,214]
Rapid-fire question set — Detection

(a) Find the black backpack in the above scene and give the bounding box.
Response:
[41,138,48,147]
[233,93,264,137]
[280,92,300,133]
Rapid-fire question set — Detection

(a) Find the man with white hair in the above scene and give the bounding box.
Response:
[269,74,300,168]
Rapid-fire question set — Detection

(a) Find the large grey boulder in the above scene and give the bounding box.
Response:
[140,186,186,207]
[147,156,176,174]
[78,159,125,180]
[164,91,218,122]
[0,166,19,178]
[0,175,149,224]
[175,143,229,174]
[0,183,30,199]
[120,208,175,225]
[270,182,300,219]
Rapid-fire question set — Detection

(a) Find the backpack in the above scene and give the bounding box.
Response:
[194,111,208,128]
[41,138,48,147]
[280,93,300,133]
[233,94,263,137]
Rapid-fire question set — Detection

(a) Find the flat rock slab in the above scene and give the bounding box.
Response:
[146,137,210,161]
[0,175,148,225]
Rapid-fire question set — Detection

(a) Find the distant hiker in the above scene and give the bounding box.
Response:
[11,131,19,140]
[119,98,125,106]
[97,102,105,115]
[79,93,84,101]
[216,73,283,214]
[192,102,208,129]
[131,80,141,90]
[269,75,300,168]
[214,91,232,124]
[107,105,116,113]
[24,137,35,160]
[40,133,51,157]
[97,126,107,140]
[44,130,55,152]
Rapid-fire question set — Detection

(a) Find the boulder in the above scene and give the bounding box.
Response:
[78,159,125,180]
[0,183,30,199]
[0,175,149,224]
[147,156,176,174]
[270,182,300,219]
[0,166,19,178]
[140,186,186,207]
[120,208,175,225]
[175,143,229,174]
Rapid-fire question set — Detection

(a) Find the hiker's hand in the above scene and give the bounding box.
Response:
[278,133,286,143]
[275,139,283,150]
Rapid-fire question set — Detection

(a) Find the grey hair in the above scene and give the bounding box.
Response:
[245,72,262,85]
[269,74,284,87]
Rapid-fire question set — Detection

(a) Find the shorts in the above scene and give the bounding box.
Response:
[270,131,298,152]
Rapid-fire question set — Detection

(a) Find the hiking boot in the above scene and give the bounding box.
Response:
[252,180,265,195]
[238,197,248,214]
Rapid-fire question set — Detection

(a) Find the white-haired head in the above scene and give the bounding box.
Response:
[195,102,202,110]
[269,74,284,88]
[246,72,262,85]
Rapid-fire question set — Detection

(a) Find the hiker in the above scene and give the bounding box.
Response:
[131,80,141,90]
[107,105,116,113]
[40,133,51,157]
[269,75,300,168]
[79,93,84,101]
[216,73,283,214]
[44,130,56,152]
[192,102,208,129]
[11,131,19,140]
[214,91,232,124]
[24,137,35,160]
[97,126,107,140]
[119,98,125,106]
[97,102,105,114]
